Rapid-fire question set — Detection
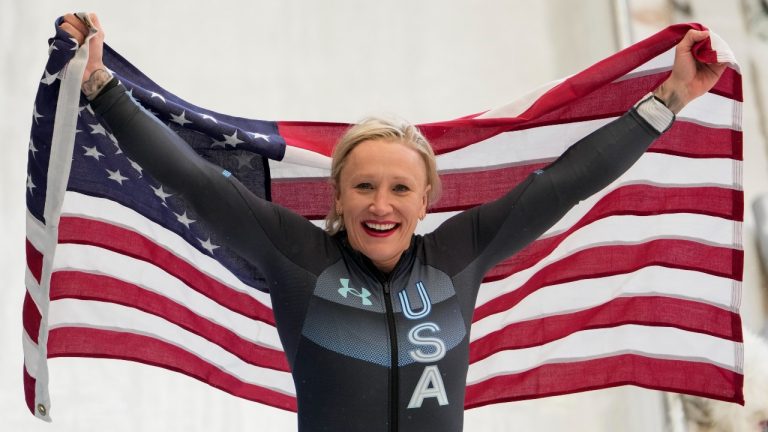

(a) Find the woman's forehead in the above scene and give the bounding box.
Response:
[343,140,426,178]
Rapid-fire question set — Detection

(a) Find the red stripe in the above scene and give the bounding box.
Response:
[58,217,276,325]
[23,292,42,344]
[464,354,744,408]
[23,366,36,415]
[47,327,297,412]
[476,240,743,321]
[651,122,742,160]
[50,271,289,372]
[26,239,43,284]
[470,296,742,363]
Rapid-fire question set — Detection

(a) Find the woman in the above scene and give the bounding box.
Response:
[60,13,725,432]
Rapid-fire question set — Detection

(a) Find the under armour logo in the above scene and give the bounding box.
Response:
[338,278,373,306]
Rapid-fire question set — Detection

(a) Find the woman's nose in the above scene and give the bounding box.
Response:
[369,189,393,215]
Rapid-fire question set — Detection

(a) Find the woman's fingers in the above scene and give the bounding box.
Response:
[60,13,89,44]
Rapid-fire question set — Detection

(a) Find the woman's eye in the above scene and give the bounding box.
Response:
[393,184,410,192]
[354,183,373,190]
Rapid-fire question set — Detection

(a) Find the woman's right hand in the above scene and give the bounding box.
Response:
[59,13,110,98]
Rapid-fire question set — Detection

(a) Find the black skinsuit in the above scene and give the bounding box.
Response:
[91,82,663,432]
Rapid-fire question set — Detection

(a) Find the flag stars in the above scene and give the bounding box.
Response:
[234,152,255,168]
[175,211,196,228]
[26,175,36,195]
[29,139,39,158]
[83,146,104,161]
[150,92,166,103]
[170,110,193,127]
[201,114,218,124]
[250,132,270,142]
[32,105,44,124]
[40,70,59,85]
[106,169,129,185]
[129,159,144,176]
[151,185,173,204]
[222,130,244,148]
[199,237,220,254]
[89,123,107,136]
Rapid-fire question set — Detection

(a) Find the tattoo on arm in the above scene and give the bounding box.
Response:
[82,69,114,100]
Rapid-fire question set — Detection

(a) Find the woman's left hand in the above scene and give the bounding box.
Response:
[653,29,727,114]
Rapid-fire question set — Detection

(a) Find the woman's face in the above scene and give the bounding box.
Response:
[336,139,431,273]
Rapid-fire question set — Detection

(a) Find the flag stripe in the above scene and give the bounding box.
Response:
[23,293,42,345]
[26,240,44,284]
[466,325,740,384]
[23,366,36,414]
[47,299,296,394]
[469,296,741,363]
[464,354,744,409]
[50,271,289,371]
[57,217,276,325]
[47,327,298,412]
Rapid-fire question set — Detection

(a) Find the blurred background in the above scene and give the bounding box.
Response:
[2,0,767,430]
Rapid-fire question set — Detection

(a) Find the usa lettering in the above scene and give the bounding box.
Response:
[399,281,449,409]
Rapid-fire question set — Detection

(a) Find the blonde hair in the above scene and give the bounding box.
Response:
[325,117,441,234]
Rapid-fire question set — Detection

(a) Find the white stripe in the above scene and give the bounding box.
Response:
[678,93,741,130]
[25,211,46,252]
[52,244,283,350]
[414,155,740,236]
[60,191,273,308]
[477,77,567,119]
[619,48,674,80]
[280,144,332,170]
[466,325,741,385]
[710,31,738,67]
[25,269,44,312]
[270,95,739,180]
[470,266,737,342]
[22,331,41,378]
[475,213,738,308]
[270,159,330,180]
[437,117,613,171]
[48,299,297,396]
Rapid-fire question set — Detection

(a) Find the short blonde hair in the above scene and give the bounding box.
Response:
[325,117,441,234]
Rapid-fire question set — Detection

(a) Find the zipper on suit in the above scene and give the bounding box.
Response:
[383,279,398,432]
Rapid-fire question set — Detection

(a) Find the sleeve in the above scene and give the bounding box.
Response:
[89,82,336,282]
[425,102,664,279]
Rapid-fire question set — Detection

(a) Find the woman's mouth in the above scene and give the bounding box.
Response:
[362,221,400,237]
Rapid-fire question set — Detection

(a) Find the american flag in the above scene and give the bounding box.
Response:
[23,21,743,421]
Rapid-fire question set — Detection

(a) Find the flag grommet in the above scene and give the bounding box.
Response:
[37,404,47,416]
